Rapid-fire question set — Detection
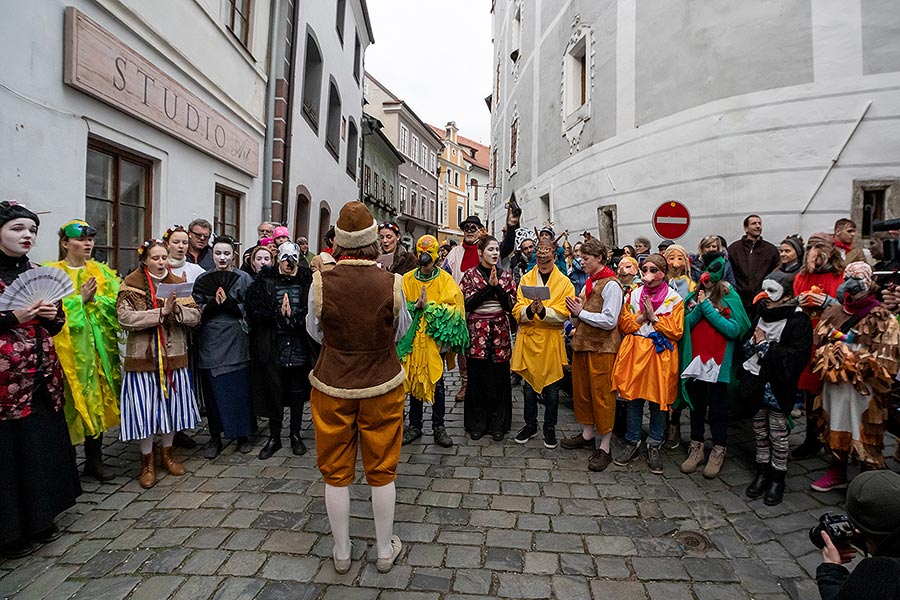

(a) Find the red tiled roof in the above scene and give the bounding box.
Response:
[428,125,491,170]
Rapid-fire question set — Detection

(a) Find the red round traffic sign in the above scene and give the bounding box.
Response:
[652,201,691,240]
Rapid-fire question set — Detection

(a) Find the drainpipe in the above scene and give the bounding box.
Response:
[262,0,282,222]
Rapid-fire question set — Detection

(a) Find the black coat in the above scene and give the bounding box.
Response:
[817,530,900,600]
[739,306,813,415]
[244,266,319,417]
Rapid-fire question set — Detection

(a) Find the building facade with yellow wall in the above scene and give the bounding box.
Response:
[431,122,470,242]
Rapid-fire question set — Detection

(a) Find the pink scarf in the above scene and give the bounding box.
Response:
[640,281,669,312]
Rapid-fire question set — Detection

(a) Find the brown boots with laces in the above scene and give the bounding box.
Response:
[139,445,186,489]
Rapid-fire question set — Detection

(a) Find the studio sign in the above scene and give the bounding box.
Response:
[63,7,259,177]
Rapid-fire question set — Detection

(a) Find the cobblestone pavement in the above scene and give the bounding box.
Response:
[2,372,898,600]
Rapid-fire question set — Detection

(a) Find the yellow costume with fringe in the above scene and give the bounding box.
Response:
[45,260,122,444]
[511,266,575,393]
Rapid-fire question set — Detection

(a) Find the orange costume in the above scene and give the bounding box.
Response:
[612,285,685,410]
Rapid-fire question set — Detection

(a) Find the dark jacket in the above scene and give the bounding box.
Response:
[739,304,813,415]
[726,236,781,309]
[388,246,417,275]
[186,245,215,271]
[817,530,900,600]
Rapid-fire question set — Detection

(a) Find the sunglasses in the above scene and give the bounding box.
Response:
[189,229,210,240]
[62,222,97,239]
[462,225,479,233]
[640,265,661,274]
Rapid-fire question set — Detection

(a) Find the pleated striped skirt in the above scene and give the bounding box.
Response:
[119,368,199,442]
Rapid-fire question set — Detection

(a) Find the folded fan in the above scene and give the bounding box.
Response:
[0,266,75,311]
[192,270,240,300]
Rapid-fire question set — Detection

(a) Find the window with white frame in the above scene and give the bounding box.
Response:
[411,135,419,164]
[411,191,417,216]
[430,151,436,174]
[400,184,408,213]
[421,143,427,167]
[400,125,409,155]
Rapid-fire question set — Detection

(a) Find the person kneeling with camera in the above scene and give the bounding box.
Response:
[816,470,900,600]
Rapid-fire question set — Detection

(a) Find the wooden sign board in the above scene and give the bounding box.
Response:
[63,7,260,177]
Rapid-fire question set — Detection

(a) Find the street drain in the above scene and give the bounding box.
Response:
[673,530,711,553]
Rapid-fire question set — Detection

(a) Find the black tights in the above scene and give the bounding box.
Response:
[688,380,729,446]
[270,366,309,438]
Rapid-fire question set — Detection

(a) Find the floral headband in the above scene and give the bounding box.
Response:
[162,224,186,242]
[137,238,166,256]
[379,221,401,237]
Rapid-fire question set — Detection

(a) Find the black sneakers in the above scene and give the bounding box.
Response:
[515,425,538,444]
[613,440,641,466]
[543,428,558,449]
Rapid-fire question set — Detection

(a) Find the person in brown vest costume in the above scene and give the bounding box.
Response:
[560,240,624,471]
[306,201,412,575]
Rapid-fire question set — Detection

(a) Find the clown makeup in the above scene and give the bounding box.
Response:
[167,231,190,261]
[213,242,234,271]
[251,249,272,272]
[0,218,38,257]
[640,263,665,287]
[480,240,500,268]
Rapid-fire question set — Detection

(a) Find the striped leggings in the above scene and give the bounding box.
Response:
[753,408,790,471]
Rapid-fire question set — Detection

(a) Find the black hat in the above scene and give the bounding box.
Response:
[459,215,484,229]
[847,471,900,543]
[0,201,39,228]
[658,239,675,251]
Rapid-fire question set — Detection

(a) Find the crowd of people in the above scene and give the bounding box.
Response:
[1,197,899,583]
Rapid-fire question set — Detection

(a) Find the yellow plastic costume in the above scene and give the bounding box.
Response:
[511,266,575,393]
[46,259,122,444]
[397,236,469,403]
[612,285,684,410]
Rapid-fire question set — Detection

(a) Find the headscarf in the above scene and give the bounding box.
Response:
[781,236,804,264]
[0,200,39,228]
[844,261,874,286]
[415,235,440,264]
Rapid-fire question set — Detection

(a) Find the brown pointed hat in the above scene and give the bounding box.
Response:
[334,201,378,249]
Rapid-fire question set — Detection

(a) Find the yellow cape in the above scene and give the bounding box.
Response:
[400,269,466,403]
[511,265,574,392]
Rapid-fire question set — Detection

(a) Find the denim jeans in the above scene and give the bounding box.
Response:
[409,377,445,430]
[625,398,667,446]
[523,381,559,431]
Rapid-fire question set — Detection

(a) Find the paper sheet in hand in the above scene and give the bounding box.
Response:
[521,285,551,301]
[156,282,194,299]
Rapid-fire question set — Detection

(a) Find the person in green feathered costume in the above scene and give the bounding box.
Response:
[676,251,751,479]
[398,235,469,448]
[46,220,121,481]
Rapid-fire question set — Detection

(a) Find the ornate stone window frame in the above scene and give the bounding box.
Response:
[507,106,519,177]
[560,15,594,154]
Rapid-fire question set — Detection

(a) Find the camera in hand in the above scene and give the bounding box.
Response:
[810,513,858,549]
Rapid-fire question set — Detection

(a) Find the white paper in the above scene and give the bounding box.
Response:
[156,282,194,299]
[521,285,551,301]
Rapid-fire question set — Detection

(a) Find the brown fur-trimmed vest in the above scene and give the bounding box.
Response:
[570,276,622,354]
[309,260,406,399]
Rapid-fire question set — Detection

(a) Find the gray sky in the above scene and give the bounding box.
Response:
[365,0,493,144]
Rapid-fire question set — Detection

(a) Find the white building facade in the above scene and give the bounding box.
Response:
[286,0,372,252]
[1,0,274,272]
[490,0,900,249]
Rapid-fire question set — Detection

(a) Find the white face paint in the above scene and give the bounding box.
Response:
[761,278,784,302]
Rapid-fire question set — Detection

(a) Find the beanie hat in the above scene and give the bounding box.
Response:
[846,470,900,543]
[781,236,804,263]
[334,201,377,249]
[273,225,290,240]
[0,200,39,229]
[807,232,834,249]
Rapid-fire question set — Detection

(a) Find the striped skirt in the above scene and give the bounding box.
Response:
[119,368,199,442]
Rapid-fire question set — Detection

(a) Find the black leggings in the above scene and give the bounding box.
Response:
[270,365,310,437]
[688,380,729,446]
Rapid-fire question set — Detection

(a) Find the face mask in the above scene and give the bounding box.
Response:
[753,278,784,304]
[418,252,433,266]
[666,254,686,273]
[699,257,725,286]
[640,265,665,286]
[572,257,583,270]
[837,277,868,304]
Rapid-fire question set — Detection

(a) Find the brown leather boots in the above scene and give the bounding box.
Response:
[139,446,186,489]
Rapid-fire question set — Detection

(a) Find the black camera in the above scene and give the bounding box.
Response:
[810,513,858,549]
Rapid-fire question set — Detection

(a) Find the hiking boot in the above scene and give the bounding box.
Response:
[82,434,115,481]
[810,466,848,492]
[402,426,423,446]
[613,440,641,466]
[746,462,770,498]
[664,423,681,451]
[139,453,156,489]
[543,428,558,449]
[434,426,453,448]
[588,449,612,472]
[647,444,663,474]
[764,468,787,506]
[561,433,595,450]
[160,446,186,476]
[681,441,705,474]
[702,445,726,479]
[515,424,538,444]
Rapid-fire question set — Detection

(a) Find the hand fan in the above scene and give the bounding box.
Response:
[0,266,75,311]
[192,270,240,299]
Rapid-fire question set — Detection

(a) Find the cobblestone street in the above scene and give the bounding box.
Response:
[1,373,897,600]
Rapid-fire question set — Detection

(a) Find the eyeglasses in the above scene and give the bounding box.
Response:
[62,222,97,239]
[189,229,210,240]
[462,225,479,233]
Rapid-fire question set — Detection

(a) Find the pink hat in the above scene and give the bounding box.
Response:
[273,226,290,240]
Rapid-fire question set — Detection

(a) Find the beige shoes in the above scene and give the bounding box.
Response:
[703,445,726,479]
[333,552,351,575]
[681,441,705,474]
[376,535,403,573]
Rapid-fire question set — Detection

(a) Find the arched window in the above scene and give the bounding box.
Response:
[301,31,323,131]
[325,81,342,159]
[471,178,479,201]
[295,186,311,240]
[318,202,331,253]
[345,118,358,179]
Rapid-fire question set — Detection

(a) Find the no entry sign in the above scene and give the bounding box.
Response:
[652,201,690,240]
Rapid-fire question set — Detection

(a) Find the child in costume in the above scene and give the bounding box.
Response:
[398,235,469,448]
[809,262,900,492]
[47,219,121,481]
[512,239,575,449]
[662,244,696,449]
[678,252,751,478]
[740,271,812,505]
[612,254,684,475]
